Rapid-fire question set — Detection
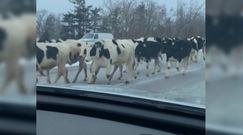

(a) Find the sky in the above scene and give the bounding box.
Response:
[37,0,176,14]
[37,0,205,15]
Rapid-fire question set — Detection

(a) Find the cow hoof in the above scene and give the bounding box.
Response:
[157,70,161,73]
[137,72,140,75]
[125,81,130,84]
[83,79,87,82]
[117,77,122,80]
[152,72,155,75]
[72,80,76,83]
[176,67,180,72]
[134,76,137,79]
[165,76,169,79]
[182,73,186,76]
[47,81,51,84]
[146,74,149,77]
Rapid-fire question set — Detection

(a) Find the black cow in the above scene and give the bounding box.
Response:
[162,38,195,78]
[133,39,163,77]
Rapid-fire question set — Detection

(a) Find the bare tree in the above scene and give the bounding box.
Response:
[37,10,48,38]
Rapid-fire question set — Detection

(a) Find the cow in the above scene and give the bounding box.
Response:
[36,40,82,84]
[72,41,90,83]
[82,39,135,84]
[131,37,166,77]
[0,14,36,94]
[132,39,163,78]
[163,38,196,78]
[189,36,206,62]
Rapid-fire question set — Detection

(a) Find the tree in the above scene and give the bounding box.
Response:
[37,10,48,38]
[38,13,62,41]
[61,0,102,39]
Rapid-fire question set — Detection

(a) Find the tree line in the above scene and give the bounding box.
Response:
[37,0,205,41]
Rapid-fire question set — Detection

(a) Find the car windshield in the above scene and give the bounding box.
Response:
[82,34,94,39]
[36,0,205,109]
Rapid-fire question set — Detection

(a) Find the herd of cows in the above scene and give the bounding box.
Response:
[36,36,206,84]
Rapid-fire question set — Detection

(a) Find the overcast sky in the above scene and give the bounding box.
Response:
[37,0,204,15]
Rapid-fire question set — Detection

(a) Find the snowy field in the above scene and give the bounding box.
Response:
[37,52,206,107]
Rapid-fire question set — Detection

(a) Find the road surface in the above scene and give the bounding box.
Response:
[37,53,205,107]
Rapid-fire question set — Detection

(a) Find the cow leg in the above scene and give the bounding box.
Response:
[133,59,139,79]
[106,65,112,84]
[83,64,87,82]
[203,46,206,61]
[182,57,189,76]
[38,67,45,76]
[46,70,51,84]
[54,67,62,83]
[134,58,139,75]
[165,58,171,79]
[72,66,83,83]
[63,68,70,84]
[88,63,99,84]
[110,65,118,81]
[194,51,198,63]
[157,59,161,72]
[118,65,123,80]
[152,59,159,74]
[125,60,134,84]
[176,61,180,72]
[146,60,151,77]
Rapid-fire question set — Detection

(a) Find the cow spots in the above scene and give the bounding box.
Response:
[112,39,121,54]
[46,46,59,60]
[112,39,118,45]
[90,46,96,56]
[36,46,44,64]
[121,44,125,48]
[0,28,7,51]
[77,43,81,47]
[84,49,87,55]
[100,48,110,59]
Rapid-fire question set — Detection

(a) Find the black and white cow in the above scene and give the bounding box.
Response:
[163,38,196,78]
[189,36,206,62]
[83,39,135,84]
[132,38,164,77]
[36,40,81,84]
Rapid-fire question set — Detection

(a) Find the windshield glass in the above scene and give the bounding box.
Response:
[36,0,205,108]
[82,34,94,39]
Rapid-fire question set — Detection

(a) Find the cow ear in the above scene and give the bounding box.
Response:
[77,43,81,47]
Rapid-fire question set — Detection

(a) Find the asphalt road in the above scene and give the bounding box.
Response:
[37,53,205,107]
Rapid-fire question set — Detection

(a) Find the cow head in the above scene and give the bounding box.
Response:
[80,42,94,64]
[84,41,104,65]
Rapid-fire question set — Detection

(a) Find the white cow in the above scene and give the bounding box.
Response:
[36,40,81,84]
[83,39,136,84]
